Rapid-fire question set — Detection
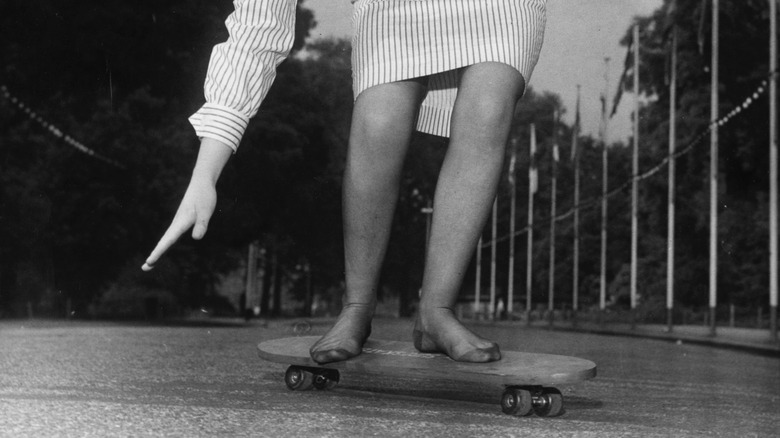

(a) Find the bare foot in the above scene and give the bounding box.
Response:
[413,307,501,362]
[309,302,374,364]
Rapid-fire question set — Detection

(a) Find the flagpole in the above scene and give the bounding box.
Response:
[508,138,518,317]
[667,24,678,333]
[709,0,719,336]
[769,0,778,341]
[572,85,582,326]
[490,198,498,320]
[548,111,559,327]
[475,236,482,318]
[600,58,611,325]
[630,23,640,329]
[245,242,257,317]
[526,124,537,326]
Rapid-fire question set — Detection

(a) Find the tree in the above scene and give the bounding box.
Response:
[612,0,774,309]
[0,0,323,316]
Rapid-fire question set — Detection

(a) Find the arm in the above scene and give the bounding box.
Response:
[143,0,296,271]
[190,0,297,152]
[142,138,231,271]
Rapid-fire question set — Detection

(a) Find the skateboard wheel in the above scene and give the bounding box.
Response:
[533,388,564,417]
[284,366,314,391]
[501,388,533,416]
[313,370,339,390]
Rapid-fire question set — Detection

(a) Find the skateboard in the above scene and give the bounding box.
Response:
[257,336,596,417]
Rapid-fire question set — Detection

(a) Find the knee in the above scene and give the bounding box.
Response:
[454,92,519,146]
[348,96,415,172]
[454,63,526,136]
[470,94,518,127]
[352,82,424,144]
[348,110,412,167]
[355,108,406,140]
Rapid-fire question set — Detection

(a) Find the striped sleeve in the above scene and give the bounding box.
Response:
[189,0,297,152]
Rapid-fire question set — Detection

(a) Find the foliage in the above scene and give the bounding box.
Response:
[478,0,776,312]
[1,0,774,319]
[626,0,774,307]
[0,0,329,316]
[519,0,776,310]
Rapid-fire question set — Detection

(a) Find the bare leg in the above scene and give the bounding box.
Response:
[310,79,426,363]
[414,62,525,362]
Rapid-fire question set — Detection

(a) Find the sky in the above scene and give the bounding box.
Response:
[305,0,664,143]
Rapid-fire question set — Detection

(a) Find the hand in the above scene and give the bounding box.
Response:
[141,137,232,271]
[142,178,217,271]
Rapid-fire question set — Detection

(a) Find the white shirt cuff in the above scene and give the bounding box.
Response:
[188,103,250,153]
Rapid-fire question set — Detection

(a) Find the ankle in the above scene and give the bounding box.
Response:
[417,305,455,321]
[343,301,376,307]
[342,301,376,315]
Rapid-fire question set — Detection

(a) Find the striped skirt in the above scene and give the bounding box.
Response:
[351,0,547,137]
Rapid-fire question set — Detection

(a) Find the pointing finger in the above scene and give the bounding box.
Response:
[142,216,193,271]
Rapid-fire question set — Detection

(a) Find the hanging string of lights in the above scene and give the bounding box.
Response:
[489,69,774,246]
[1,85,125,169]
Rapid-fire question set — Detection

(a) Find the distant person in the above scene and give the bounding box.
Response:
[143,0,547,364]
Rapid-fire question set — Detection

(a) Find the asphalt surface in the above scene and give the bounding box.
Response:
[1,317,778,437]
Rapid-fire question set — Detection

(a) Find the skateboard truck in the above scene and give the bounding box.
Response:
[285,366,340,391]
[500,386,564,417]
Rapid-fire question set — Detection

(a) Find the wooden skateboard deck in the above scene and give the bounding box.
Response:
[257,336,596,417]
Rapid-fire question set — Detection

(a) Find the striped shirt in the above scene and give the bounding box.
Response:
[189,0,297,152]
[191,0,545,148]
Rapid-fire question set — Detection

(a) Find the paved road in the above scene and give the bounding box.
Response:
[1,318,778,437]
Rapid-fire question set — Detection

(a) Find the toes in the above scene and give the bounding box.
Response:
[309,332,366,364]
[311,348,353,364]
[453,343,501,362]
[413,317,502,362]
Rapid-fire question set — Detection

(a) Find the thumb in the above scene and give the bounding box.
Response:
[192,218,209,240]
[191,208,211,239]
